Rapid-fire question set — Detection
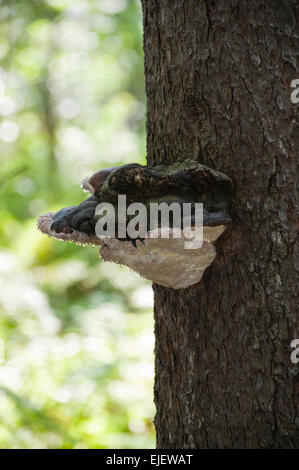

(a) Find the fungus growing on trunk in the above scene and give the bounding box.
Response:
[37,161,233,289]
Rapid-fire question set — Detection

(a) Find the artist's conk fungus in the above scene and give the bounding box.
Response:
[37,161,233,289]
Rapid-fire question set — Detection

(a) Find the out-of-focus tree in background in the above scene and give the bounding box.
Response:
[0,0,155,448]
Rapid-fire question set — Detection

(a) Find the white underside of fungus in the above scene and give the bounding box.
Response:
[37,212,225,289]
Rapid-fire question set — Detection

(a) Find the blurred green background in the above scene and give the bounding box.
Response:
[0,0,155,449]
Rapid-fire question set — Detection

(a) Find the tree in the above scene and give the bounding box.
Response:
[140,0,298,448]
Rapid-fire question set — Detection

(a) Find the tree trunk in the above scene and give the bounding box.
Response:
[140,0,298,448]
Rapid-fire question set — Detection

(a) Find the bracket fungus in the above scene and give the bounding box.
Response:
[37,161,233,289]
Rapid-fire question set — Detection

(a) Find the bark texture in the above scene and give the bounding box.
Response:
[141,0,298,448]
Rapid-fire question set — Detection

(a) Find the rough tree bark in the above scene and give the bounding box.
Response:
[140,0,298,448]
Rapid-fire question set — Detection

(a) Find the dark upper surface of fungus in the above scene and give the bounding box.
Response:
[49,161,233,240]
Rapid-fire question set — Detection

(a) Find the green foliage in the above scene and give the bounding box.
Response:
[0,0,155,448]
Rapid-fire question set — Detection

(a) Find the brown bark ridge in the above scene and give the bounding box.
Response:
[140,0,299,448]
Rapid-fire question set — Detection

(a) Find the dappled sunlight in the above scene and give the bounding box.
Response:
[0,0,154,449]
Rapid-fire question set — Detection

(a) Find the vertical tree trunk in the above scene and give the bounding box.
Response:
[141,0,298,448]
